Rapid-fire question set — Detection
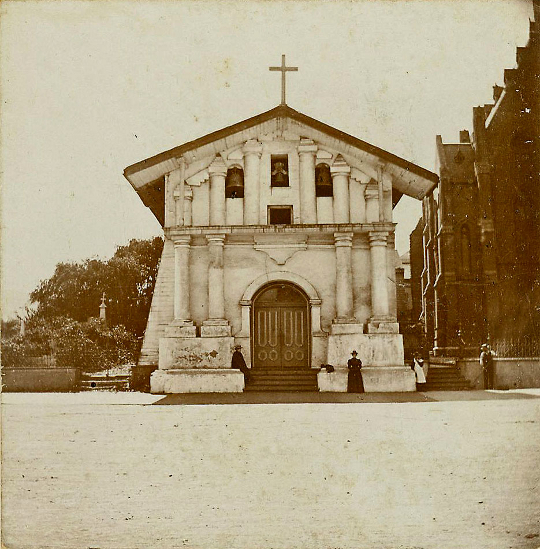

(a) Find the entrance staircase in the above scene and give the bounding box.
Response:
[79,373,130,391]
[423,358,471,391]
[245,369,319,392]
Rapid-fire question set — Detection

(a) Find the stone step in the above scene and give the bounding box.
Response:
[246,369,318,392]
[245,385,318,392]
[79,378,129,391]
[424,366,471,391]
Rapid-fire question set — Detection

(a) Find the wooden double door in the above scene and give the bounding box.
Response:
[252,283,310,370]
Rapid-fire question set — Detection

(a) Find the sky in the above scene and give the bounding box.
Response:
[0,0,534,320]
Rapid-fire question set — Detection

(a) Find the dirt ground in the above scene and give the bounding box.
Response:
[2,390,540,549]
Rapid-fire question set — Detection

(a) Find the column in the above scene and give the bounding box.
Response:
[334,232,354,321]
[202,234,231,337]
[369,231,390,319]
[376,164,385,222]
[243,140,262,225]
[208,155,227,226]
[182,186,193,226]
[167,162,185,227]
[364,180,379,223]
[171,236,195,334]
[298,138,317,224]
[331,155,351,223]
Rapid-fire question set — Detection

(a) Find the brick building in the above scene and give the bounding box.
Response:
[413,9,540,357]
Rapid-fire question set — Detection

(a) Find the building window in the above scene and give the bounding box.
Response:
[315,163,332,197]
[271,155,289,187]
[460,224,472,275]
[268,205,293,225]
[225,166,244,198]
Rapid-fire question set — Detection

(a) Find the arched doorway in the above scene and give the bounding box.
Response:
[252,282,310,370]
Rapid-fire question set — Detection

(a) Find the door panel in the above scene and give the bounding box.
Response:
[281,307,308,368]
[255,308,280,368]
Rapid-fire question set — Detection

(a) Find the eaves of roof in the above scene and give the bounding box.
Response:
[123,104,438,184]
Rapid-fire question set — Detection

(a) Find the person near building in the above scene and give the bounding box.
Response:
[347,350,364,393]
[412,353,426,389]
[231,345,250,382]
[480,343,495,389]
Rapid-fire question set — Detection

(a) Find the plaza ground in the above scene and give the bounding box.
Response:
[2,390,540,549]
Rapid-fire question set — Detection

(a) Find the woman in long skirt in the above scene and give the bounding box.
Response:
[347,350,364,393]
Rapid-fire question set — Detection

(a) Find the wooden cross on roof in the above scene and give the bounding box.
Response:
[269,54,298,105]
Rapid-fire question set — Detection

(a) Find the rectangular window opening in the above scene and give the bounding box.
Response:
[268,205,293,225]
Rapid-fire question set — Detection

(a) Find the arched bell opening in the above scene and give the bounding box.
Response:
[315,163,333,197]
[225,166,244,199]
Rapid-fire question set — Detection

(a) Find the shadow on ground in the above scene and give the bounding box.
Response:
[152,390,540,405]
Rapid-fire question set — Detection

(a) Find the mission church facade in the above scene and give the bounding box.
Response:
[124,65,437,393]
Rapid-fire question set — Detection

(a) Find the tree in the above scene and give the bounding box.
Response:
[29,237,164,338]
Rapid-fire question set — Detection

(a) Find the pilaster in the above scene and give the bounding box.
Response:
[331,155,351,223]
[367,231,399,334]
[364,180,379,223]
[208,155,228,226]
[167,235,196,337]
[202,234,231,337]
[243,140,262,225]
[298,138,318,224]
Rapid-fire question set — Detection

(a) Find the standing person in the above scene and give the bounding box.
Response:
[347,350,364,393]
[412,353,426,390]
[231,344,250,382]
[480,343,495,389]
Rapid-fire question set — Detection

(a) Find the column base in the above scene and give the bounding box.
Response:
[366,316,399,334]
[317,366,415,392]
[201,319,232,337]
[151,368,244,393]
[330,320,363,335]
[165,320,197,338]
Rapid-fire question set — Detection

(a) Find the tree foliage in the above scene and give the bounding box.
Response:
[1,316,137,372]
[29,237,164,338]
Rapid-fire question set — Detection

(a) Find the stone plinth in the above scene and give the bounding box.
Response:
[317,368,348,392]
[327,332,404,367]
[325,331,413,391]
[360,367,416,392]
[150,369,244,393]
[158,336,234,370]
[317,365,415,392]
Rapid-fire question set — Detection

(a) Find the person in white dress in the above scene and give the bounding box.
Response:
[413,353,426,388]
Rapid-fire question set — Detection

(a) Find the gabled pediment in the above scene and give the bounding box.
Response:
[124,104,438,221]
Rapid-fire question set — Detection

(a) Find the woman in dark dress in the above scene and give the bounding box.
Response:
[231,345,250,382]
[347,350,364,393]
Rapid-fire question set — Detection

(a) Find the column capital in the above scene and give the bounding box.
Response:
[298,138,317,155]
[173,235,191,247]
[334,232,353,247]
[364,179,379,199]
[368,231,389,246]
[330,155,351,176]
[183,186,193,201]
[206,233,227,245]
[243,139,262,156]
[208,154,228,176]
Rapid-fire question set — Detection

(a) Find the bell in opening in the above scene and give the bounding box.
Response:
[315,163,333,197]
[271,155,289,187]
[225,167,244,198]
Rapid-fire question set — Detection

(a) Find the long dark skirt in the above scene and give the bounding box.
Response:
[348,370,364,393]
